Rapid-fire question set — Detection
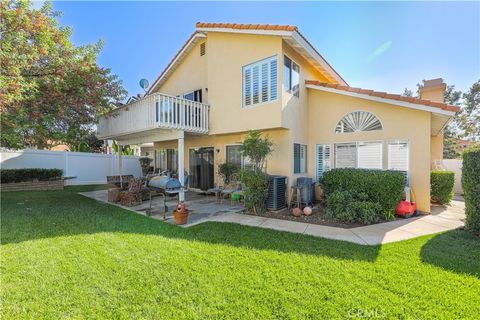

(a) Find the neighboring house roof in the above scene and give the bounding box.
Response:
[305,80,460,115]
[147,22,347,93]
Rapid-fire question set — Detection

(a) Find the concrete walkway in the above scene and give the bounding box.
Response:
[209,199,465,245]
[81,190,465,246]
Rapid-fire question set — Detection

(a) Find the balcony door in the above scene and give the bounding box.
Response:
[189,147,214,190]
[182,90,202,128]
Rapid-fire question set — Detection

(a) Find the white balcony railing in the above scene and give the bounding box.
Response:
[97,93,209,139]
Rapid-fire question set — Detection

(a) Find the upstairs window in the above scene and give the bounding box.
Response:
[242,56,278,107]
[183,89,202,103]
[283,55,300,97]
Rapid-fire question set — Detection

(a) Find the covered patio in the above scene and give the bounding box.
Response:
[81,189,244,227]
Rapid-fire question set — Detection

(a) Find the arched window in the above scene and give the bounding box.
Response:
[335,111,383,133]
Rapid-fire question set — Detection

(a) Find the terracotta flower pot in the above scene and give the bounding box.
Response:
[173,209,189,225]
[303,206,313,216]
[291,207,302,217]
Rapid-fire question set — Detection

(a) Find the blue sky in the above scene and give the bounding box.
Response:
[51,1,480,98]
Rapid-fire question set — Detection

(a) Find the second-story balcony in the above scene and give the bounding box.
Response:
[97,93,209,140]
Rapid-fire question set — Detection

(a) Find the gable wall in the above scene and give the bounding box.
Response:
[307,90,432,212]
[155,40,208,101]
[206,32,284,135]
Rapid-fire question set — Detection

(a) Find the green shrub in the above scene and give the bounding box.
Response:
[462,146,480,233]
[324,190,383,224]
[430,171,455,205]
[0,168,63,183]
[321,168,404,218]
[240,170,269,214]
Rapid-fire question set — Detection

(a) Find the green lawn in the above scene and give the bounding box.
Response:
[1,186,479,319]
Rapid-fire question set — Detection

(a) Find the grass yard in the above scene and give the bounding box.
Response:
[1,186,480,319]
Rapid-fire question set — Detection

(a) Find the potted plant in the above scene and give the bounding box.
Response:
[173,202,189,225]
[139,157,153,176]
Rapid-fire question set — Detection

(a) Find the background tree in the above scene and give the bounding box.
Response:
[458,80,480,141]
[403,80,479,158]
[0,0,126,150]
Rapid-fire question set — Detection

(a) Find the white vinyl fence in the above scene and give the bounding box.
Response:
[442,159,463,195]
[1,149,142,185]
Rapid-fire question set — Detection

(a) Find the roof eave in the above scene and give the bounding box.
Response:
[306,84,457,117]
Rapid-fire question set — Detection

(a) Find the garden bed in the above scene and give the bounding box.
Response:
[1,179,64,192]
[243,205,398,229]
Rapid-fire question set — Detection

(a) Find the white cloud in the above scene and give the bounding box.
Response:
[367,41,393,63]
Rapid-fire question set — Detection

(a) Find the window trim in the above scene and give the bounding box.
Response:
[283,54,300,98]
[293,143,307,174]
[242,55,278,108]
[334,110,383,134]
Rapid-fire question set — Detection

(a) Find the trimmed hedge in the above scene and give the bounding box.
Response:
[462,146,480,233]
[431,171,455,205]
[325,190,383,224]
[1,168,63,184]
[321,168,405,219]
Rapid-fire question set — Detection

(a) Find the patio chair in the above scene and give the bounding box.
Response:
[221,174,241,206]
[107,175,134,190]
[206,185,222,203]
[118,178,145,207]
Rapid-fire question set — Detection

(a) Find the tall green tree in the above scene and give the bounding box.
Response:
[0,0,126,149]
[458,80,480,141]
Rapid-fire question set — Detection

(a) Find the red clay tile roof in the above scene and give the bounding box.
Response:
[305,80,460,113]
[195,22,347,85]
[149,22,347,92]
[196,22,298,31]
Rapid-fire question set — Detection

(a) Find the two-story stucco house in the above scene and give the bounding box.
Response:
[97,22,460,213]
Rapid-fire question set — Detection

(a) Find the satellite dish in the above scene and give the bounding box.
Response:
[139,78,149,91]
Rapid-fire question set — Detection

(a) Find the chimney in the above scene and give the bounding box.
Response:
[419,78,446,103]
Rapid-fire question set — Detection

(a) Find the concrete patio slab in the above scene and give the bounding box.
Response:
[80,190,466,246]
[80,190,244,227]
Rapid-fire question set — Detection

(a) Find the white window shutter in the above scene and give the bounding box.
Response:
[244,68,251,106]
[270,59,277,100]
[335,143,356,168]
[388,141,409,171]
[316,144,331,181]
[357,141,383,169]
[242,56,277,107]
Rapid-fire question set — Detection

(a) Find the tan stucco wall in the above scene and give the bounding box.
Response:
[281,41,332,181]
[156,40,208,101]
[206,32,285,134]
[430,133,444,163]
[307,90,432,213]
[154,129,291,185]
